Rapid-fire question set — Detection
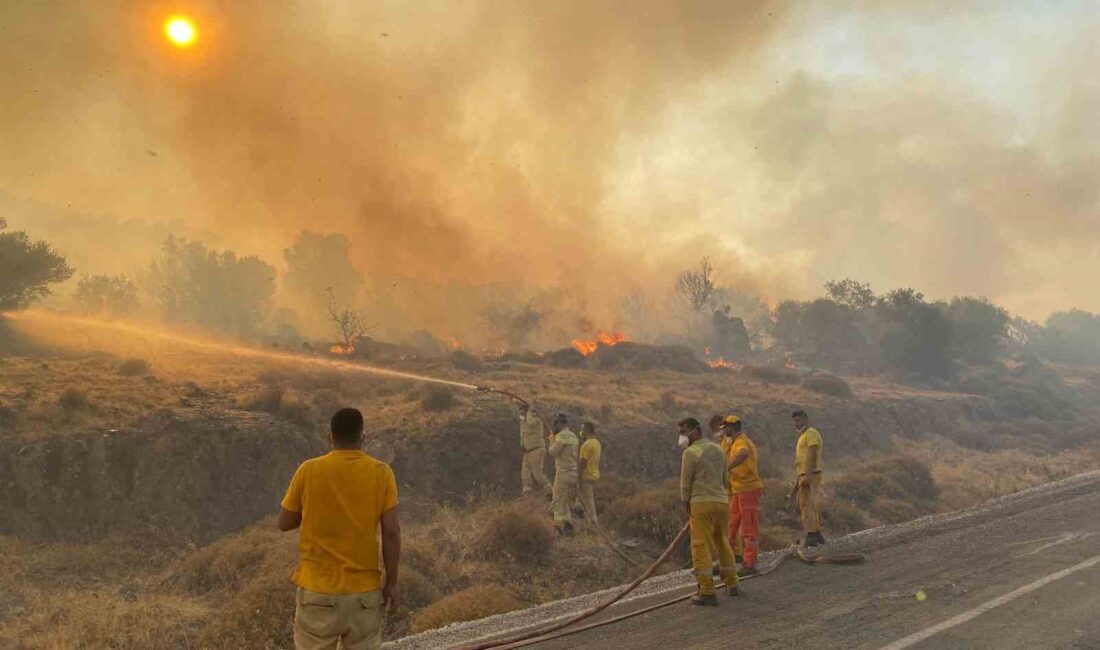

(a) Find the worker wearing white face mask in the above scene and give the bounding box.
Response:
[677,417,739,606]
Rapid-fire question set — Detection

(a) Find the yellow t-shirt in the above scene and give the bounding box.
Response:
[579,438,601,481]
[795,427,824,475]
[281,450,399,594]
[726,434,764,493]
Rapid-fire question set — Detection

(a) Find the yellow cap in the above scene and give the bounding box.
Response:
[722,415,741,425]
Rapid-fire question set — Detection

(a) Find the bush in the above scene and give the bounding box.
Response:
[410,584,522,633]
[117,358,151,377]
[450,350,483,372]
[602,480,685,546]
[832,457,939,520]
[235,387,283,413]
[58,388,90,413]
[820,500,868,535]
[801,373,853,397]
[741,365,799,385]
[421,385,457,412]
[399,567,442,612]
[472,507,556,565]
[278,390,316,427]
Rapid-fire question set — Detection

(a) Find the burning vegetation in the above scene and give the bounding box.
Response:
[572,331,626,356]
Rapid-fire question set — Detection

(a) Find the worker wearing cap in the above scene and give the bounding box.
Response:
[575,421,602,526]
[518,403,551,497]
[548,413,580,536]
[720,415,764,576]
[678,417,739,605]
[709,414,726,445]
[792,409,825,547]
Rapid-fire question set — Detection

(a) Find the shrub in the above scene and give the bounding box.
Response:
[235,387,283,413]
[278,390,316,427]
[472,507,555,565]
[117,358,151,377]
[741,365,799,385]
[410,584,522,633]
[868,496,923,524]
[801,373,853,397]
[400,566,443,612]
[58,388,90,413]
[602,480,685,546]
[450,350,483,372]
[820,500,868,535]
[422,385,457,412]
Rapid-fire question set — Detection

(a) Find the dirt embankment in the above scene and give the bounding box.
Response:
[0,410,320,542]
[0,381,999,544]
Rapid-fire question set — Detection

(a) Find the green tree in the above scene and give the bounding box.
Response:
[877,293,953,379]
[1035,310,1100,364]
[145,236,275,338]
[825,278,876,310]
[946,296,1009,364]
[0,217,74,309]
[74,274,139,318]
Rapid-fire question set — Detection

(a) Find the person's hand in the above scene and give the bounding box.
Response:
[382,582,398,611]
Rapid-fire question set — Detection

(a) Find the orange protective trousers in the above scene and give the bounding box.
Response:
[728,489,761,568]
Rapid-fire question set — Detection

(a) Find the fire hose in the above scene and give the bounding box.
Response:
[463,385,865,649]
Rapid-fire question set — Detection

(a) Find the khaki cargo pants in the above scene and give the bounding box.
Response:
[551,472,577,529]
[521,447,551,495]
[797,472,823,535]
[575,478,598,526]
[294,587,384,650]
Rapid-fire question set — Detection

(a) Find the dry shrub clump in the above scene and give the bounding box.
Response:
[741,365,800,385]
[410,584,522,634]
[277,390,317,427]
[58,388,91,413]
[235,386,283,413]
[422,385,457,412]
[602,479,684,545]
[1,589,208,649]
[801,373,853,397]
[117,358,151,376]
[832,456,940,523]
[472,507,556,565]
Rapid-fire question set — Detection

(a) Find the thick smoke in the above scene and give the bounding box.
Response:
[2,1,1098,341]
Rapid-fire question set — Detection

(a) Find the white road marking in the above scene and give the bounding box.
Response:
[879,553,1100,650]
[1019,531,1093,557]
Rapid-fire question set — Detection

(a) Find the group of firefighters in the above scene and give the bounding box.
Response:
[515,401,825,607]
[277,404,826,648]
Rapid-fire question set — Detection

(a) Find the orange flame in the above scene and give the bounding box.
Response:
[572,330,625,356]
[708,357,739,370]
[449,338,461,351]
[329,342,355,356]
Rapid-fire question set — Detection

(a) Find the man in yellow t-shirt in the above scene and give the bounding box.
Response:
[576,421,602,526]
[719,415,764,576]
[278,408,401,650]
[791,409,825,547]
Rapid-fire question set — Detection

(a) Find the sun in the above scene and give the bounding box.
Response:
[164,16,197,48]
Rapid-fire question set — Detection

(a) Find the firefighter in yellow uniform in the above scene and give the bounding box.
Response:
[792,409,825,547]
[576,421,602,526]
[548,413,580,536]
[678,417,739,606]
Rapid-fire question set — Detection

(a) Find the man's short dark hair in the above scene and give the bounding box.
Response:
[331,408,365,444]
[708,414,724,429]
[678,417,701,431]
[791,410,808,419]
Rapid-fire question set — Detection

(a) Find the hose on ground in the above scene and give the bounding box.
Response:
[453,522,691,650]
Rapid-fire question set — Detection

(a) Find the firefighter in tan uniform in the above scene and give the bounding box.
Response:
[518,403,551,496]
[548,413,580,536]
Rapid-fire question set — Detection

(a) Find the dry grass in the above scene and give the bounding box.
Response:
[410,584,522,633]
[473,506,556,565]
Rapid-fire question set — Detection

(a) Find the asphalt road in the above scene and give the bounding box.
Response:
[530,472,1100,650]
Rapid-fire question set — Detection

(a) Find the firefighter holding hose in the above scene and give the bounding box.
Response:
[517,402,551,497]
[548,413,580,536]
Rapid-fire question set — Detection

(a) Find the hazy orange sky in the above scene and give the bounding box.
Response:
[2,0,1098,324]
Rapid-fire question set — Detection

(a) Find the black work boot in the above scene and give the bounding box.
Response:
[690,593,719,606]
[813,531,827,545]
[805,532,821,547]
[735,554,745,565]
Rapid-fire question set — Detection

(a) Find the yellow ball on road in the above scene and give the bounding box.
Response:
[915,590,928,602]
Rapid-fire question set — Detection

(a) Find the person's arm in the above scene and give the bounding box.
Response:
[278,463,305,531]
[806,445,819,474]
[548,439,563,458]
[277,508,302,531]
[680,451,694,515]
[728,449,749,470]
[380,506,401,611]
